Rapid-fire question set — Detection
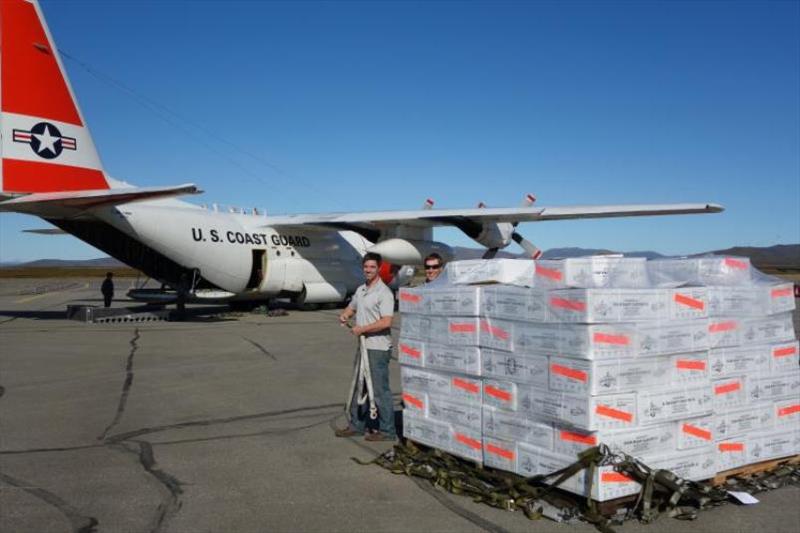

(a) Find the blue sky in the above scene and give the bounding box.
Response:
[1,0,798,262]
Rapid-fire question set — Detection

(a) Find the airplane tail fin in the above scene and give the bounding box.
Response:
[0,0,110,194]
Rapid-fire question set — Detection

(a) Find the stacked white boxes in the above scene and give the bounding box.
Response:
[398,257,798,502]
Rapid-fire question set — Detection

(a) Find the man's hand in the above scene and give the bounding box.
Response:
[350,325,363,337]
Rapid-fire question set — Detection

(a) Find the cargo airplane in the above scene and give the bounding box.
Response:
[0,0,723,307]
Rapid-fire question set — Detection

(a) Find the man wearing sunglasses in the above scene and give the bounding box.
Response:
[423,253,445,284]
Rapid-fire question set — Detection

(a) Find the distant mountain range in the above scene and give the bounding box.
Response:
[3,244,797,269]
[448,244,799,266]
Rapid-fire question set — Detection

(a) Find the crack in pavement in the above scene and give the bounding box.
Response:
[98,328,140,441]
[241,336,277,360]
[0,471,99,533]
[105,402,343,443]
[112,441,183,533]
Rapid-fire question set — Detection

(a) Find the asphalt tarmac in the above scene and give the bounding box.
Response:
[1,278,798,533]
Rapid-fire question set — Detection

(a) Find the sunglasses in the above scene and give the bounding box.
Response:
[424,264,441,270]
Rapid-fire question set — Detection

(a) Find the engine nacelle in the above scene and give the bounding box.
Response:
[367,238,453,265]
[297,282,348,304]
[472,222,515,249]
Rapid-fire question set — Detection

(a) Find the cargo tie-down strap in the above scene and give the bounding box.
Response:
[354,442,800,533]
[345,335,378,422]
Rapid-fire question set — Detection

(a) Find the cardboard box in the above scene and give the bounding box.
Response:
[740,313,796,346]
[400,366,482,405]
[635,320,709,357]
[482,406,554,449]
[637,385,713,426]
[749,371,800,402]
[546,288,667,323]
[765,282,796,315]
[426,286,481,316]
[520,387,638,431]
[480,285,547,322]
[708,345,769,379]
[399,313,431,341]
[398,287,430,315]
[769,341,800,373]
[403,412,450,449]
[714,404,774,439]
[712,376,748,411]
[428,394,482,431]
[558,323,639,360]
[553,424,676,458]
[748,430,796,463]
[481,349,547,387]
[446,259,535,287]
[676,415,715,450]
[774,398,800,430]
[482,437,521,472]
[548,352,708,395]
[482,379,519,411]
[398,338,425,367]
[534,256,649,289]
[707,318,742,349]
[647,256,751,287]
[477,318,516,351]
[647,447,717,482]
[449,426,484,462]
[401,389,428,418]
[426,344,481,375]
[716,438,749,471]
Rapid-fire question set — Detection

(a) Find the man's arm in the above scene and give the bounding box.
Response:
[338,305,355,326]
[351,315,393,336]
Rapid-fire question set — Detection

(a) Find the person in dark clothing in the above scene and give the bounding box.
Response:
[101,272,114,308]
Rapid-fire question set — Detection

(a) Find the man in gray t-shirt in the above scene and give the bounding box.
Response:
[336,252,396,440]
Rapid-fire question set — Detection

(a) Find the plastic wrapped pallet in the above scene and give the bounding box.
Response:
[533,256,649,289]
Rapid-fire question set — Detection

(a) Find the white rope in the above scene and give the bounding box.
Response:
[346,335,378,422]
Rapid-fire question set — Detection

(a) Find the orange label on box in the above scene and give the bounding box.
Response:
[714,381,741,395]
[485,443,515,460]
[778,404,800,417]
[400,344,421,358]
[449,322,476,333]
[719,442,744,452]
[595,404,633,423]
[601,472,634,483]
[550,297,587,312]
[674,293,705,310]
[452,378,480,394]
[480,321,509,340]
[724,258,748,270]
[773,346,797,358]
[682,423,712,441]
[455,433,482,450]
[536,265,563,281]
[771,287,792,298]
[709,321,737,333]
[559,430,597,446]
[593,332,630,345]
[551,363,588,382]
[676,359,706,371]
[402,393,424,409]
[399,292,422,303]
[484,385,512,402]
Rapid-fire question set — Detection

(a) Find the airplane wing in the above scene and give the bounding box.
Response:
[262,202,724,231]
[0,184,201,214]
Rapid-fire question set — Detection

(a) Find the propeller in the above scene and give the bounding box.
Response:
[479,194,543,259]
[511,193,543,259]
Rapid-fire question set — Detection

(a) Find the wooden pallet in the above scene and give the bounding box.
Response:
[711,454,800,486]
